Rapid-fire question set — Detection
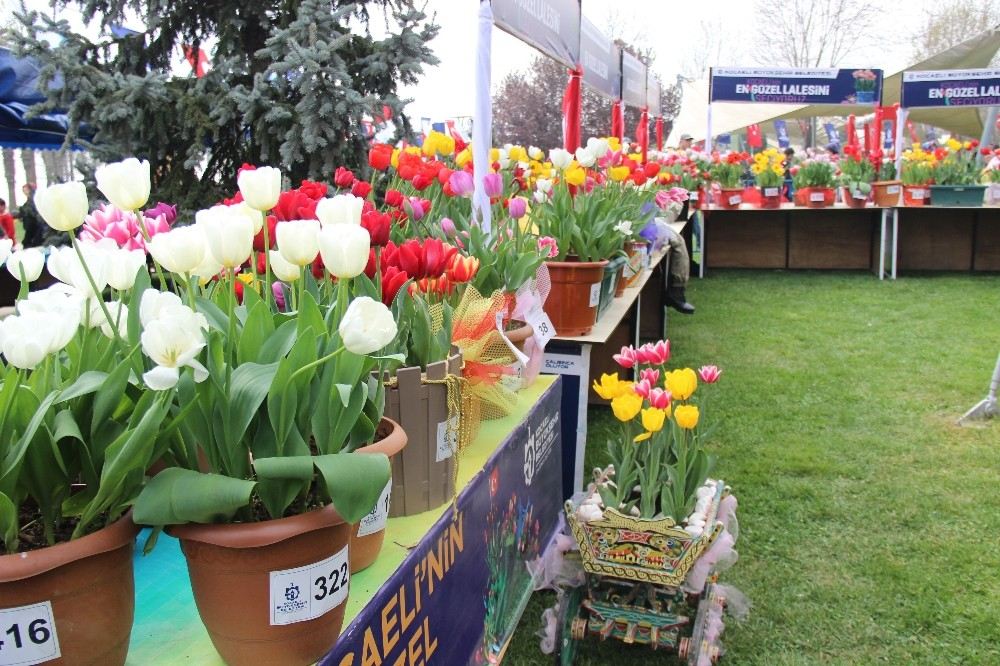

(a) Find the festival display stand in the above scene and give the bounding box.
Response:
[542,227,685,500]
[885,68,1000,276]
[124,376,564,665]
[700,67,892,276]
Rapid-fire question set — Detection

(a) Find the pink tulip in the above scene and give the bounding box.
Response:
[636,340,670,366]
[633,378,652,398]
[508,196,527,219]
[698,365,722,383]
[272,282,286,311]
[449,170,475,197]
[79,204,173,251]
[612,345,638,369]
[537,236,559,258]
[639,368,660,385]
[648,387,671,410]
[483,173,503,198]
[441,217,457,238]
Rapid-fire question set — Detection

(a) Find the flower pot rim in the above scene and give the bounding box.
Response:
[354,416,408,457]
[167,503,346,550]
[872,180,901,186]
[928,184,987,190]
[503,320,533,345]
[545,258,610,268]
[0,511,139,582]
[382,347,462,380]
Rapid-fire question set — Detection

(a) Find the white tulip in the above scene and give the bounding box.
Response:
[338,296,397,355]
[96,158,151,211]
[35,181,89,231]
[106,248,148,291]
[0,238,12,264]
[0,313,59,369]
[100,301,128,339]
[317,224,370,279]
[586,137,610,159]
[196,205,254,269]
[139,289,184,327]
[575,147,597,168]
[47,243,108,298]
[269,249,301,282]
[148,225,207,275]
[139,290,209,390]
[496,149,511,169]
[533,191,547,204]
[528,146,544,161]
[613,221,633,235]
[549,148,573,170]
[237,166,282,212]
[535,178,553,194]
[315,194,364,227]
[6,248,45,282]
[15,285,83,351]
[190,251,224,283]
[275,219,320,266]
[229,201,264,234]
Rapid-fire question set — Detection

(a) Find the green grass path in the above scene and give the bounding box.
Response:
[504,271,1000,665]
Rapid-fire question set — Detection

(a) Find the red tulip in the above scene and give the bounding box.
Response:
[368,144,393,171]
[644,162,661,178]
[253,214,278,251]
[299,179,328,200]
[647,387,671,410]
[397,240,423,278]
[361,210,391,247]
[385,189,404,208]
[334,166,356,189]
[411,173,434,191]
[351,180,372,199]
[381,266,409,305]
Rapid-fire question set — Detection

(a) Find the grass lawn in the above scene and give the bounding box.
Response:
[504,270,1000,665]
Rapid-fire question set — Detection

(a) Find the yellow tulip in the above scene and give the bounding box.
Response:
[665,368,698,401]
[565,163,586,186]
[946,138,961,152]
[641,407,667,433]
[593,372,628,400]
[607,137,621,152]
[391,148,401,169]
[674,404,700,430]
[508,145,527,163]
[490,147,500,163]
[456,148,472,168]
[611,392,643,422]
[609,166,631,182]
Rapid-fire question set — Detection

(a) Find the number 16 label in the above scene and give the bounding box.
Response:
[269,546,349,626]
[0,602,60,666]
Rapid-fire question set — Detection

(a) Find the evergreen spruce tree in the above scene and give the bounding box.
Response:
[12,1,438,209]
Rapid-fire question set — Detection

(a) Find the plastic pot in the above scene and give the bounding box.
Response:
[758,186,782,209]
[804,187,835,208]
[716,187,743,209]
[543,259,608,337]
[349,417,408,573]
[928,185,986,207]
[872,180,902,207]
[902,185,930,206]
[841,187,870,208]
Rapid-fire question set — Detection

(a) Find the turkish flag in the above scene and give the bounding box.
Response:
[562,68,582,151]
[637,107,649,163]
[183,45,208,78]
[746,124,763,148]
[846,115,858,147]
[611,100,624,141]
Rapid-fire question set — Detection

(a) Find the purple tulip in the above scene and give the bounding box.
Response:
[508,196,527,219]
[448,170,475,197]
[272,282,286,311]
[483,173,503,198]
[145,201,178,226]
[441,217,457,237]
[405,197,425,221]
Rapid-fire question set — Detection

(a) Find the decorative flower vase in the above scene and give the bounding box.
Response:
[349,417,408,573]
[758,186,782,209]
[543,259,608,337]
[716,187,743,210]
[902,185,930,207]
[0,515,139,665]
[872,180,902,207]
[169,506,351,666]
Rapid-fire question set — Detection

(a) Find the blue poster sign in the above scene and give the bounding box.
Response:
[492,0,581,69]
[322,382,564,666]
[882,120,894,149]
[824,122,840,146]
[774,119,790,148]
[580,16,620,99]
[710,67,882,105]
[716,133,732,146]
[621,51,647,107]
[900,68,1000,108]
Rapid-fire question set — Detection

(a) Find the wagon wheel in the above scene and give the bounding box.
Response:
[553,585,585,666]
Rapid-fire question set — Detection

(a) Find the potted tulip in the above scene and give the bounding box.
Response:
[709,151,747,209]
[900,146,936,206]
[129,168,401,666]
[1,168,176,666]
[838,144,874,208]
[792,158,837,208]
[983,148,1000,204]
[751,148,785,209]
[870,150,902,207]
[930,138,986,207]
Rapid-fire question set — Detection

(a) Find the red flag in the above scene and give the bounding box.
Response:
[611,100,624,142]
[637,107,649,163]
[183,45,208,78]
[873,105,884,153]
[746,123,763,148]
[906,119,918,143]
[655,117,664,151]
[864,122,873,152]
[562,68,582,152]
[846,115,858,147]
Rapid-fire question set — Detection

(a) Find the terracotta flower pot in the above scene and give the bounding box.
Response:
[614,263,627,297]
[621,240,648,290]
[543,259,608,337]
[841,187,869,208]
[168,506,351,666]
[504,319,533,354]
[349,417,408,573]
[872,180,902,207]
[758,186,782,209]
[716,187,743,209]
[902,185,930,206]
[688,187,704,210]
[382,350,463,517]
[804,187,835,208]
[0,515,139,665]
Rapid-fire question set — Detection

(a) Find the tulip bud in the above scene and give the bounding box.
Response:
[338,296,398,355]
[483,173,503,198]
[196,205,255,269]
[6,248,45,282]
[318,224,370,279]
[269,249,301,282]
[508,196,527,219]
[316,194,364,227]
[276,219,321,266]
[237,166,282,212]
[35,181,89,231]
[96,158,150,212]
[148,225,207,275]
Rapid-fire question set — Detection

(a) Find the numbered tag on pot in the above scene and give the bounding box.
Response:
[525,307,555,348]
[269,546,349,626]
[886,185,900,194]
[728,195,742,205]
[810,191,825,202]
[911,188,925,199]
[436,414,460,462]
[763,187,779,197]
[356,479,392,537]
[853,191,867,200]
[588,283,601,307]
[689,191,699,202]
[0,602,60,665]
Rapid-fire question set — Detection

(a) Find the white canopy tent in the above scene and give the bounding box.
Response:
[668,26,1000,146]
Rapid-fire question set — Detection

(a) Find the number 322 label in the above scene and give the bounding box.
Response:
[0,602,60,666]
[269,546,349,626]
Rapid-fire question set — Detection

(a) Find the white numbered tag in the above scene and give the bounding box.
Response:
[763,187,779,197]
[911,188,925,199]
[269,546,349,626]
[526,307,555,347]
[728,195,741,205]
[436,415,460,462]
[588,283,601,307]
[0,602,60,665]
[356,479,391,537]
[689,191,699,202]
[853,191,867,200]
[886,185,900,194]
[810,191,825,202]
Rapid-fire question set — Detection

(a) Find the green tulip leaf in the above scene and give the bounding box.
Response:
[225,362,280,449]
[258,319,298,364]
[317,452,390,524]
[133,467,257,526]
[0,491,17,553]
[237,301,276,364]
[56,370,109,404]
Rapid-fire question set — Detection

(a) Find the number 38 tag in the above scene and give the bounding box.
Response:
[0,602,60,665]
[269,546,349,626]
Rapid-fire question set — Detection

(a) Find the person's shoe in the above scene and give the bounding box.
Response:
[666,287,695,314]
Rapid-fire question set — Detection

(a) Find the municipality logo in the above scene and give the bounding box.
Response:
[284,584,300,602]
[523,426,536,486]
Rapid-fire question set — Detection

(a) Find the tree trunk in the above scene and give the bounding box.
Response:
[21,149,37,190]
[2,148,15,206]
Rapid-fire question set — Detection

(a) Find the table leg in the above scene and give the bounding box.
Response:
[542,342,592,498]
[879,209,887,280]
[891,209,898,280]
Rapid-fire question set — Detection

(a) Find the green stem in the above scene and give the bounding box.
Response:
[261,211,273,308]
[134,212,169,291]
[69,235,129,359]
[289,347,345,385]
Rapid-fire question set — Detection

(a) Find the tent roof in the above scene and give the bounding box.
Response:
[669,26,1000,144]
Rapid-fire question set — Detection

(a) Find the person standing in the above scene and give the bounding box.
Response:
[0,199,15,241]
[664,228,695,314]
[18,183,47,247]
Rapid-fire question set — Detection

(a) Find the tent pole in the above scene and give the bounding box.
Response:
[894,107,908,175]
[979,107,998,160]
[706,102,713,153]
